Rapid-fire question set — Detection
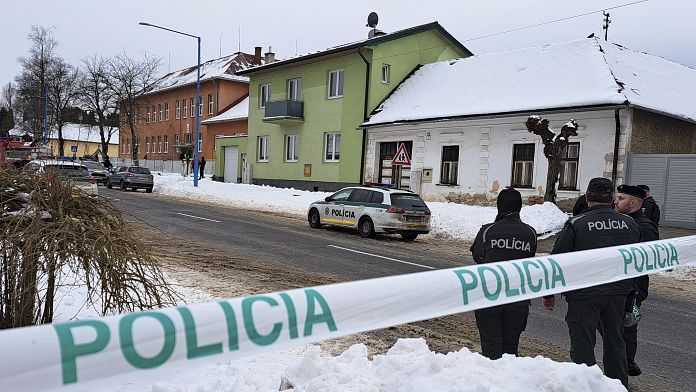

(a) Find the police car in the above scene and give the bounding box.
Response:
[307,186,431,240]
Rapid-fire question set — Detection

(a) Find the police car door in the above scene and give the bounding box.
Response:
[322,188,354,226]
[344,189,371,228]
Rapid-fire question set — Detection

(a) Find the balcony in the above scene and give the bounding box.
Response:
[263,99,304,124]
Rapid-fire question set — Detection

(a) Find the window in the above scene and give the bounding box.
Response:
[328,69,344,98]
[285,135,298,161]
[258,136,269,161]
[135,136,140,154]
[259,83,271,108]
[190,98,195,118]
[381,64,390,84]
[208,94,215,114]
[185,133,192,145]
[147,108,151,123]
[152,105,155,122]
[198,96,203,116]
[197,132,202,153]
[164,135,169,153]
[440,146,459,185]
[165,102,170,120]
[158,104,162,121]
[183,98,188,118]
[145,137,150,154]
[511,144,535,188]
[157,136,162,153]
[325,132,340,161]
[329,189,353,202]
[175,100,181,119]
[348,189,372,203]
[559,142,580,190]
[287,78,301,100]
[175,134,180,146]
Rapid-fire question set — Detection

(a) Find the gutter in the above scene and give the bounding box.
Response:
[611,108,622,186]
[358,49,371,185]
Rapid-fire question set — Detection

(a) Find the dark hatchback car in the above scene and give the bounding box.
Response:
[80,160,109,184]
[107,165,154,193]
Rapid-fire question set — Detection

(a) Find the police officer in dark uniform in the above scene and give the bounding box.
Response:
[542,177,640,389]
[572,193,588,216]
[637,185,661,225]
[470,188,537,360]
[615,184,659,377]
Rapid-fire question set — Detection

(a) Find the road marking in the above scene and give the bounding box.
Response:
[328,245,435,270]
[175,212,221,223]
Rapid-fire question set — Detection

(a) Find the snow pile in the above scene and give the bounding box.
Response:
[154,174,569,241]
[660,266,696,281]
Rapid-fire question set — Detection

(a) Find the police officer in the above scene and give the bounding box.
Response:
[614,184,659,377]
[637,185,661,225]
[542,177,640,389]
[572,193,588,216]
[470,187,537,360]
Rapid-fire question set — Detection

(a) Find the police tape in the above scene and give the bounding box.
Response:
[0,236,694,391]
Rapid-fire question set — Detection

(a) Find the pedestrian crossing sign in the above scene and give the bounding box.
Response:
[391,143,411,166]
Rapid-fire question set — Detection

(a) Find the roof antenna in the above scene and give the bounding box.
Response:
[219,33,222,57]
[238,26,241,53]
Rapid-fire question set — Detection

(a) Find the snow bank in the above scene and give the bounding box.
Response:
[660,266,696,281]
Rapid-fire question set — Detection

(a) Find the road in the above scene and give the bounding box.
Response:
[103,187,695,391]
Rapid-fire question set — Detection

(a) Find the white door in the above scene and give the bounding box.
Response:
[224,146,239,183]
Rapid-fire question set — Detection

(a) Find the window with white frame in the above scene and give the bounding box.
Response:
[175,133,180,146]
[285,135,298,161]
[185,133,192,145]
[258,136,269,161]
[325,132,340,161]
[190,98,195,118]
[259,83,271,108]
[164,135,169,153]
[440,145,459,185]
[175,100,180,119]
[164,102,169,120]
[559,142,580,190]
[381,64,390,84]
[198,96,203,116]
[197,132,202,152]
[511,144,535,188]
[151,105,155,122]
[183,98,188,118]
[145,137,150,154]
[157,136,162,153]
[135,136,140,154]
[328,69,344,98]
[147,108,151,123]
[287,78,301,100]
[208,94,215,114]
[158,104,162,121]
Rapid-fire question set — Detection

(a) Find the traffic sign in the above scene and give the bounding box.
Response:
[70,146,78,153]
[391,143,411,166]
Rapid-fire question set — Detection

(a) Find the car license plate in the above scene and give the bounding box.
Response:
[405,216,422,222]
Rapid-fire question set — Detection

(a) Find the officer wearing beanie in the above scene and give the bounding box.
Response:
[615,184,659,377]
[542,177,640,389]
[470,187,537,360]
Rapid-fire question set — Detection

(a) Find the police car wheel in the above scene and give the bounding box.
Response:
[308,208,322,228]
[359,217,376,238]
[400,232,418,241]
[106,180,112,189]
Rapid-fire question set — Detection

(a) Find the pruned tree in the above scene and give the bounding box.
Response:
[0,107,14,138]
[47,58,81,156]
[106,53,160,166]
[14,26,58,140]
[81,55,118,164]
[524,116,578,203]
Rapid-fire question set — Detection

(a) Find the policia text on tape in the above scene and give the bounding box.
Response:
[0,237,692,391]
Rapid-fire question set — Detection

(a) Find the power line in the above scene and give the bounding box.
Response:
[463,0,649,42]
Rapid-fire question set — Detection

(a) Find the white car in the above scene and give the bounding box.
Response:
[307,186,431,241]
[25,159,98,195]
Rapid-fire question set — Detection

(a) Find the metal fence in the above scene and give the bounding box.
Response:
[110,158,215,176]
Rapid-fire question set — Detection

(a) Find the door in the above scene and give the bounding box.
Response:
[343,189,371,228]
[321,188,353,225]
[663,158,696,228]
[378,141,412,189]
[224,146,238,183]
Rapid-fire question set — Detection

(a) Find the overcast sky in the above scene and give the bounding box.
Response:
[2,0,694,87]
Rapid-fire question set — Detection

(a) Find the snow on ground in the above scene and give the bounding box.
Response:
[660,266,696,281]
[153,174,569,241]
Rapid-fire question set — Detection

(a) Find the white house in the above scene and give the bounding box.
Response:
[360,38,696,211]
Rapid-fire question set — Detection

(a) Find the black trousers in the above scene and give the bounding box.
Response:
[566,295,628,388]
[475,303,529,360]
[623,324,638,363]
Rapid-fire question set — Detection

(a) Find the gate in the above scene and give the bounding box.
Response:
[626,154,696,229]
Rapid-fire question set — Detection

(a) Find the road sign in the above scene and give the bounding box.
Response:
[70,146,78,153]
[391,143,411,166]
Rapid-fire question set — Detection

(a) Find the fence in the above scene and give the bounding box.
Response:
[111,158,216,177]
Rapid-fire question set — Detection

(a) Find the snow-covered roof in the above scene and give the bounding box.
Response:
[201,96,249,124]
[50,123,119,144]
[363,38,696,126]
[148,52,260,94]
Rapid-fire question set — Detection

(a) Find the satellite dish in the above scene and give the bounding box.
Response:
[367,12,379,28]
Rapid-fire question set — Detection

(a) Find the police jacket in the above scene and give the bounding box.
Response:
[642,196,661,225]
[572,195,588,216]
[551,205,641,300]
[629,210,660,306]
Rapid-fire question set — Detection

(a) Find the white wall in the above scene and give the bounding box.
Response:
[365,109,630,200]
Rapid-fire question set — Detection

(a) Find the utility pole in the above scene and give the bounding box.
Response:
[603,11,611,41]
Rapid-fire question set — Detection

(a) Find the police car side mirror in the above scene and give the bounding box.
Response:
[325,196,331,202]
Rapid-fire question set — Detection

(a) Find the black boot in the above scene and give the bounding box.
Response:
[628,360,642,376]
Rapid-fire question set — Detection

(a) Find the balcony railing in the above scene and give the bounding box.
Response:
[263,99,304,124]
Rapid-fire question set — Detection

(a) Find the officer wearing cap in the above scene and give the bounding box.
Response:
[614,184,659,377]
[637,185,661,225]
[542,177,640,388]
[470,188,537,360]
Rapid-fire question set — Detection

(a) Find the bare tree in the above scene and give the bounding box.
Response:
[1,82,14,110]
[524,116,579,203]
[47,58,81,156]
[81,55,118,163]
[106,53,160,166]
[15,26,58,140]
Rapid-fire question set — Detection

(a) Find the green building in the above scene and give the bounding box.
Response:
[235,22,471,191]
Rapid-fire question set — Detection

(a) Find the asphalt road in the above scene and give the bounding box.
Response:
[103,187,695,390]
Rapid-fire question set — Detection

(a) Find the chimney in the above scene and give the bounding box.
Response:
[264,46,275,64]
[254,46,262,65]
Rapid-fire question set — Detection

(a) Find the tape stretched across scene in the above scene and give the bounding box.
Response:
[0,236,693,391]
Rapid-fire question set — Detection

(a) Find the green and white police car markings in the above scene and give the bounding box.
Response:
[54,288,337,384]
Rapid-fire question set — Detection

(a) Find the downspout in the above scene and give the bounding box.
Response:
[611,108,621,186]
[358,49,370,185]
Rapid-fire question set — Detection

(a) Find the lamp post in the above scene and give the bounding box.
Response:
[139,22,201,187]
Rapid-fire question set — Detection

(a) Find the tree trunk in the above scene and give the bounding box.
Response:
[17,242,38,327]
[545,155,561,203]
[41,259,56,324]
[129,119,138,166]
[57,123,65,157]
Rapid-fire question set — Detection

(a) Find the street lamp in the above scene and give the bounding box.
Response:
[139,22,201,187]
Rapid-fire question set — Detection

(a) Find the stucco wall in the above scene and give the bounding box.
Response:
[629,109,696,153]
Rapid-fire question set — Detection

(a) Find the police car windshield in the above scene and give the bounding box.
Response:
[82,161,105,170]
[128,167,151,174]
[390,193,427,208]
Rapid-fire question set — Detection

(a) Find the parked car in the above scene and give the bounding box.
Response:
[107,165,154,192]
[24,159,98,195]
[307,186,431,240]
[80,160,109,185]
